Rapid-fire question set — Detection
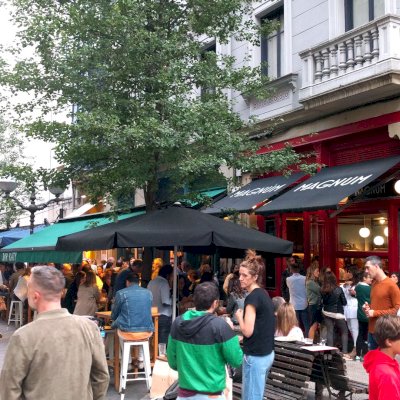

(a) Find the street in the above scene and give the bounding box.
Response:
[0,318,369,400]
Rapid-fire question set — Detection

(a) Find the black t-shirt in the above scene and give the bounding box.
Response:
[243,287,275,356]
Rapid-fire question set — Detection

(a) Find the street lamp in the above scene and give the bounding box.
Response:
[0,180,65,234]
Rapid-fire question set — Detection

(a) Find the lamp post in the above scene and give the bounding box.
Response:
[0,180,65,234]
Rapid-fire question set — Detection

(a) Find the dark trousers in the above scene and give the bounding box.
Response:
[324,316,348,353]
[368,332,378,350]
[356,320,369,357]
[158,314,172,345]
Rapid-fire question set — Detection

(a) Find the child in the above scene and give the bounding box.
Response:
[363,315,400,399]
[275,302,304,340]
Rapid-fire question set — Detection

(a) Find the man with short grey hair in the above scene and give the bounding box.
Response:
[0,265,109,400]
[363,256,400,350]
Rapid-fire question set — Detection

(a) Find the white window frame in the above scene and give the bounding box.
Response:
[252,0,292,79]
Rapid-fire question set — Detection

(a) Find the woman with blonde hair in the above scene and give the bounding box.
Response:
[235,250,275,400]
[306,263,322,340]
[275,302,304,340]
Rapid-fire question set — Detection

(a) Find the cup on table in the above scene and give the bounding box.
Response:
[158,343,167,356]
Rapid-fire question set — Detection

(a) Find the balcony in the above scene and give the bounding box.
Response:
[299,15,400,113]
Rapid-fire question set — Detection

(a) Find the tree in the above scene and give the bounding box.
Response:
[0,116,68,229]
[0,116,30,228]
[1,0,314,212]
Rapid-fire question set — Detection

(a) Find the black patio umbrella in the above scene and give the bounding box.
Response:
[56,206,292,255]
[56,206,292,319]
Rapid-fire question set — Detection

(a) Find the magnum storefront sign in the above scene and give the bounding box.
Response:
[293,175,372,192]
[203,172,304,214]
[257,156,400,214]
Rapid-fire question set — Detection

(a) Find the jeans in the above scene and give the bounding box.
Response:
[368,332,378,350]
[242,351,274,400]
[177,395,224,400]
[296,308,310,337]
[324,316,349,353]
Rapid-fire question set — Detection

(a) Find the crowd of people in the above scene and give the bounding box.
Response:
[1,253,400,399]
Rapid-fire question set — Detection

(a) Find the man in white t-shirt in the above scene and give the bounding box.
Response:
[286,263,309,336]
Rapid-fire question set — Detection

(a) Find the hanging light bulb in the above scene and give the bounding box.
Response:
[373,235,384,246]
[384,227,389,237]
[359,227,371,238]
[394,180,400,194]
[379,217,385,225]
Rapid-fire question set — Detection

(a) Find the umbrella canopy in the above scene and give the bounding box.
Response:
[56,206,292,256]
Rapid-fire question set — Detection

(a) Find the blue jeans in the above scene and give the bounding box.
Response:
[177,395,224,400]
[296,308,310,337]
[242,351,274,400]
[368,332,378,350]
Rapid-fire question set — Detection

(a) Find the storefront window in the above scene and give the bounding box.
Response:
[286,217,304,254]
[310,214,322,260]
[337,213,388,252]
[336,256,389,276]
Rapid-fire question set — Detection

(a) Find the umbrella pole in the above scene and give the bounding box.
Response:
[172,245,178,321]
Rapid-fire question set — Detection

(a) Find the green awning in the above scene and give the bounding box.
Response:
[183,187,226,208]
[1,210,144,263]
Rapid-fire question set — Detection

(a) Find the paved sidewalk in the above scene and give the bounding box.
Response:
[1,318,369,399]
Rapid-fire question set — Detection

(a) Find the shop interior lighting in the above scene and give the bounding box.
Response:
[379,217,386,224]
[384,227,389,237]
[373,235,384,246]
[359,227,371,238]
[394,180,400,194]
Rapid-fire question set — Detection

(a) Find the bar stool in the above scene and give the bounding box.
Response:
[8,300,23,327]
[118,329,152,400]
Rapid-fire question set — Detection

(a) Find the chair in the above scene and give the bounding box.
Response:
[8,300,23,327]
[118,329,153,400]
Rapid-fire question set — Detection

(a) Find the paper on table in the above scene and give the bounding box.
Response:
[300,345,338,351]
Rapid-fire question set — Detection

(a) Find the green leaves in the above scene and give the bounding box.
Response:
[1,0,311,211]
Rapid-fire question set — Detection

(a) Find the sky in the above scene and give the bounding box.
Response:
[0,5,72,225]
[0,4,58,171]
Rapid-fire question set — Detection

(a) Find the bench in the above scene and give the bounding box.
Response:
[233,341,368,400]
[232,341,315,400]
[311,351,369,399]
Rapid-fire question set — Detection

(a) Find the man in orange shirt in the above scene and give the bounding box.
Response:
[364,256,400,350]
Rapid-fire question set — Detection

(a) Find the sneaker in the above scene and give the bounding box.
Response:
[354,356,361,361]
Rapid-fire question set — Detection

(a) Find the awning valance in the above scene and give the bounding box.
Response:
[257,156,400,215]
[203,173,304,214]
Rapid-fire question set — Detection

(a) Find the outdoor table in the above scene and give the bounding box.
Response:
[95,307,160,391]
[299,344,339,399]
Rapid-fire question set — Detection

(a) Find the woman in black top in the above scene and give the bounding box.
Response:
[321,271,349,355]
[236,250,275,400]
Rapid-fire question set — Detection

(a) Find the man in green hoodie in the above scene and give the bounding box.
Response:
[167,282,243,399]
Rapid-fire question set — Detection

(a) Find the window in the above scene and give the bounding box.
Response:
[337,213,388,252]
[200,42,216,98]
[260,7,284,79]
[345,0,385,31]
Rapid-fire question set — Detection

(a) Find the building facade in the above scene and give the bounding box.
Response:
[217,0,400,295]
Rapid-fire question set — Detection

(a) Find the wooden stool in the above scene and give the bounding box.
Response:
[8,300,23,327]
[118,330,153,400]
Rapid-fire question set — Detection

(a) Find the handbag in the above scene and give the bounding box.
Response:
[163,380,178,400]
